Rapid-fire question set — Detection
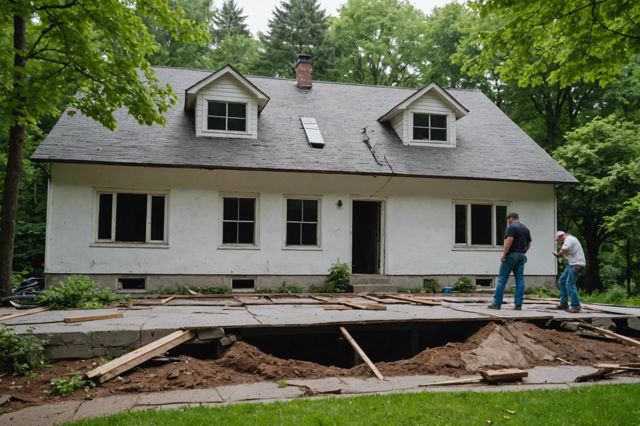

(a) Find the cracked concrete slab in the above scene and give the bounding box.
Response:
[216,381,305,402]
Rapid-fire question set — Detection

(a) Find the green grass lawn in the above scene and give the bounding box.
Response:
[67,383,640,426]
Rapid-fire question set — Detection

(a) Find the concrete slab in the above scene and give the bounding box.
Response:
[72,394,140,420]
[0,400,82,426]
[137,389,223,406]
[287,377,345,393]
[216,381,304,402]
[525,366,598,384]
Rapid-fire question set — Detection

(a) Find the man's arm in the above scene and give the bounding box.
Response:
[501,236,514,261]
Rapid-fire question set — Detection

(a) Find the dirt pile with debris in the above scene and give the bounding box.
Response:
[1,321,638,413]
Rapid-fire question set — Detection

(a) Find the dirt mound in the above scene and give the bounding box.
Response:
[215,341,351,380]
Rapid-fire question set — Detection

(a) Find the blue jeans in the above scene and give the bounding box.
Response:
[493,252,526,307]
[558,265,583,308]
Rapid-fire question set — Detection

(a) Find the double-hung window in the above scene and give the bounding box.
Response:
[285,198,319,246]
[97,192,167,244]
[207,101,246,132]
[413,113,447,142]
[454,202,507,247]
[222,197,256,245]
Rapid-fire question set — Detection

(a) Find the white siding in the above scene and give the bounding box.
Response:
[392,93,458,146]
[46,164,557,277]
[195,74,258,139]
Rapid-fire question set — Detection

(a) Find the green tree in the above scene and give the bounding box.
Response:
[258,0,334,79]
[554,116,640,292]
[212,0,250,42]
[210,34,260,74]
[0,1,208,297]
[467,0,640,88]
[330,0,428,86]
[146,0,215,68]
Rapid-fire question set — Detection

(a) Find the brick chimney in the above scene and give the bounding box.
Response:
[295,53,312,89]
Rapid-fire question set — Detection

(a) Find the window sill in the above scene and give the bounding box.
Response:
[409,140,455,148]
[282,245,322,251]
[91,242,169,249]
[218,245,260,250]
[452,246,503,251]
[202,129,249,136]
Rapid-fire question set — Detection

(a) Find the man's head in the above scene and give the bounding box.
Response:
[506,212,519,224]
[555,231,567,243]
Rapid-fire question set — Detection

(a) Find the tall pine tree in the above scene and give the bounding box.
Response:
[212,0,250,42]
[258,0,334,79]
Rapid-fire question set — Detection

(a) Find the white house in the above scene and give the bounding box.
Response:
[32,55,576,293]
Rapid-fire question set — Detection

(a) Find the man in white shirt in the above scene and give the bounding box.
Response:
[554,231,586,313]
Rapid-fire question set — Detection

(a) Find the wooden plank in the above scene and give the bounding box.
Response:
[0,306,48,321]
[339,327,383,380]
[578,323,640,347]
[480,368,528,383]
[310,295,386,310]
[383,294,440,306]
[420,377,483,387]
[63,312,123,323]
[594,363,640,370]
[86,329,195,383]
[361,294,390,304]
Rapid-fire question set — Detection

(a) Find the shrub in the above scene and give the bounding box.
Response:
[275,282,304,293]
[308,284,334,293]
[422,279,440,293]
[398,287,422,293]
[453,276,475,293]
[0,324,48,375]
[327,261,351,293]
[50,373,95,395]
[199,286,231,294]
[604,285,628,303]
[37,275,124,309]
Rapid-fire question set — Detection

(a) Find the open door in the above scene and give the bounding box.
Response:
[352,200,381,274]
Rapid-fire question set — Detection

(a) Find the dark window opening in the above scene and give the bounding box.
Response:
[118,278,146,291]
[495,205,507,246]
[454,204,467,244]
[471,204,492,245]
[286,199,318,246]
[455,203,508,246]
[352,201,381,274]
[98,193,113,240]
[97,192,166,243]
[223,197,256,244]
[413,113,447,142]
[232,279,255,290]
[207,101,246,132]
[476,278,493,287]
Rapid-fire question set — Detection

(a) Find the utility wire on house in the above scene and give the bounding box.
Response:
[361,127,384,167]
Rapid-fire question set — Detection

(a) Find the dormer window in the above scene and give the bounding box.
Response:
[207,101,247,132]
[413,113,447,142]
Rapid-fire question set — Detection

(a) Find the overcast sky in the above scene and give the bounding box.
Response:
[225,0,458,36]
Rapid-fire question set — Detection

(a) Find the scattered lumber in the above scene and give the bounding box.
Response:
[0,306,48,321]
[134,295,177,306]
[63,312,123,323]
[86,329,195,383]
[594,363,640,371]
[480,368,528,383]
[339,326,384,380]
[310,295,386,310]
[578,323,640,348]
[383,294,440,306]
[420,376,483,387]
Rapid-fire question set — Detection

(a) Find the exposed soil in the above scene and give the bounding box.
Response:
[1,321,638,413]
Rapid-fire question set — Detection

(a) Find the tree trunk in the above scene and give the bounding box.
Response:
[581,219,603,293]
[625,239,631,296]
[0,15,27,297]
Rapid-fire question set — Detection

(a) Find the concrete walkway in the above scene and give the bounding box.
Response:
[2,366,639,426]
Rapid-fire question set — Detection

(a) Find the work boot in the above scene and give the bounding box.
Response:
[487,304,501,310]
[567,306,581,313]
[514,306,522,310]
[556,304,569,310]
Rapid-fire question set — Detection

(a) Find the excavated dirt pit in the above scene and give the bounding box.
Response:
[1,321,639,413]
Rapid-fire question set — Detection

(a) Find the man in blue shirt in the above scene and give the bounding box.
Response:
[488,212,532,310]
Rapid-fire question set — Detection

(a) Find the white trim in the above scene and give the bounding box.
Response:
[202,98,249,135]
[409,112,454,146]
[282,195,322,249]
[452,200,510,249]
[218,193,260,249]
[379,82,467,123]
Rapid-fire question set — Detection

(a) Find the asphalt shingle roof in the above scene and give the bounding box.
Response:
[32,66,577,184]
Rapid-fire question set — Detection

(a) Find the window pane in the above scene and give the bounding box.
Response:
[223,222,237,244]
[227,118,246,131]
[431,128,447,141]
[286,223,301,245]
[454,204,467,244]
[150,196,165,241]
[495,205,507,246]
[208,117,226,130]
[115,193,147,242]
[238,198,255,220]
[287,199,302,221]
[301,223,317,245]
[471,204,492,245]
[98,194,113,240]
[208,101,226,116]
[303,200,318,222]
[414,113,429,127]
[228,103,246,118]
[238,222,254,244]
[431,114,447,128]
[413,127,429,140]
[223,198,238,220]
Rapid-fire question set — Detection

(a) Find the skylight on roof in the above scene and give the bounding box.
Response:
[300,117,325,149]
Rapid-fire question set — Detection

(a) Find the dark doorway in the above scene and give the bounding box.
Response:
[352,200,382,274]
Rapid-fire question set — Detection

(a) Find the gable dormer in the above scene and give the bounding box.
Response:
[185,65,269,139]
[378,82,467,148]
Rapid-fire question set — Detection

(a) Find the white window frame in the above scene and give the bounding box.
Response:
[283,195,322,250]
[94,190,169,246]
[453,201,509,249]
[219,193,259,249]
[205,99,248,134]
[408,111,456,147]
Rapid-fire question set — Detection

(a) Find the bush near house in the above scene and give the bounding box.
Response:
[327,261,351,293]
[453,276,475,293]
[36,275,124,309]
[0,324,48,375]
[422,279,440,293]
